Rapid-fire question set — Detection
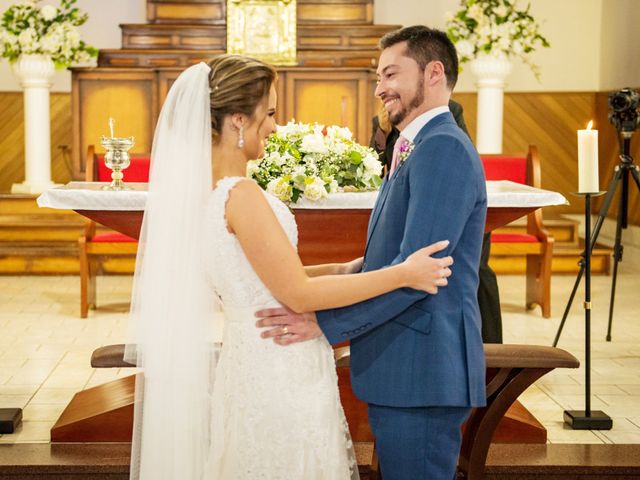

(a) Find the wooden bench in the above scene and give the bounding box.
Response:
[482,146,555,318]
[80,343,578,480]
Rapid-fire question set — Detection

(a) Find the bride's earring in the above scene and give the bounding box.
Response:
[237,125,245,149]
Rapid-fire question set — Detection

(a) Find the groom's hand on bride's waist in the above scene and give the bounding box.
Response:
[255,307,322,346]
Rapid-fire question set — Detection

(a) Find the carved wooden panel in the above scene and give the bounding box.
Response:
[297,25,394,50]
[98,49,223,68]
[72,70,158,178]
[147,0,225,25]
[283,69,375,144]
[298,0,373,24]
[121,24,226,50]
[99,47,380,69]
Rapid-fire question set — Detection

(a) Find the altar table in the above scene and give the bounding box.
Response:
[38,181,567,265]
[38,181,569,457]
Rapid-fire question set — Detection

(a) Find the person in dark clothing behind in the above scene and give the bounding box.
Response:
[370,99,503,343]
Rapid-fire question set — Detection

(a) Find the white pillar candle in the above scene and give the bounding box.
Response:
[577,121,599,193]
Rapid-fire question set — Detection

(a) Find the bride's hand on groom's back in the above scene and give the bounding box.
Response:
[255,307,322,346]
[403,240,453,295]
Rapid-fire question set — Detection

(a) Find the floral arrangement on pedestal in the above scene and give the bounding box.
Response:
[445,0,550,77]
[248,121,383,203]
[0,0,97,68]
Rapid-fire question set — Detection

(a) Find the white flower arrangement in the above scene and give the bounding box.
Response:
[0,0,97,68]
[445,0,550,78]
[249,121,383,203]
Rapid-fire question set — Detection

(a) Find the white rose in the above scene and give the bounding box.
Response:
[455,40,474,58]
[300,133,327,155]
[292,165,306,178]
[468,4,484,22]
[494,4,508,17]
[66,27,81,48]
[266,178,292,202]
[40,5,57,21]
[18,28,35,47]
[330,139,347,155]
[268,151,285,166]
[303,177,328,201]
[40,33,59,54]
[246,159,261,178]
[497,37,510,51]
[326,125,352,141]
[363,153,383,176]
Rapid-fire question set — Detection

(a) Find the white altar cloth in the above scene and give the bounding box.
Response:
[37,180,567,211]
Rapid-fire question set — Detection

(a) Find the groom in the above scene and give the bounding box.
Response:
[257,26,487,479]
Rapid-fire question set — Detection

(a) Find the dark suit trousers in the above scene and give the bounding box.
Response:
[368,404,472,480]
[478,233,502,343]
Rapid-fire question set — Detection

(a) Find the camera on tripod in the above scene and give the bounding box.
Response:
[608,88,640,133]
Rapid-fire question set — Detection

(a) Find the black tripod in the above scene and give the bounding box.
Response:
[553,130,640,347]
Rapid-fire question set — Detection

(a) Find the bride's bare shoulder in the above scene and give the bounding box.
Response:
[226,178,268,210]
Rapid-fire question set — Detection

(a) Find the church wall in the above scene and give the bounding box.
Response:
[0,0,633,93]
[598,0,640,92]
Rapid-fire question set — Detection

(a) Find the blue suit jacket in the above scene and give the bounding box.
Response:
[317,112,487,408]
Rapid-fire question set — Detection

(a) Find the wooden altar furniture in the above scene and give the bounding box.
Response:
[482,146,555,318]
[70,0,400,179]
[79,146,149,318]
[80,342,579,480]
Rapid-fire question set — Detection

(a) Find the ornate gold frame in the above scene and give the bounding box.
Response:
[226,0,297,66]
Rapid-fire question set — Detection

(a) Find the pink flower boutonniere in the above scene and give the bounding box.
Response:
[398,140,415,165]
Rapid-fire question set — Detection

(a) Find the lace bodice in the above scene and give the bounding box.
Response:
[205,176,298,308]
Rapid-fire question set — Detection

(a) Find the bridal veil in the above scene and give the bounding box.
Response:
[125,62,217,480]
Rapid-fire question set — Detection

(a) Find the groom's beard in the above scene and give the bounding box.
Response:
[389,76,425,127]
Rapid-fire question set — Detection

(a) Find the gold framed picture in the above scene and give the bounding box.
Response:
[227,0,297,66]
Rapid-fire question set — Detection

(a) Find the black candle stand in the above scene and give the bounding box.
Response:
[563,191,612,430]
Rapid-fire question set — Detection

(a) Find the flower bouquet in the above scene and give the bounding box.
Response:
[445,0,550,78]
[248,121,383,203]
[0,0,97,68]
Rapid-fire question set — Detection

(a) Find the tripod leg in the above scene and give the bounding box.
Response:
[606,169,630,341]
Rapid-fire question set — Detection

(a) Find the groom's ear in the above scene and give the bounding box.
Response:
[425,60,445,86]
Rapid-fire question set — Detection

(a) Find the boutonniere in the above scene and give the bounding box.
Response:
[398,140,415,164]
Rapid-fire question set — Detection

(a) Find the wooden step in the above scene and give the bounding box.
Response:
[494,217,580,246]
[489,240,612,275]
[0,196,135,275]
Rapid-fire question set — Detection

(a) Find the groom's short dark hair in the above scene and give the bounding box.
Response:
[379,25,459,90]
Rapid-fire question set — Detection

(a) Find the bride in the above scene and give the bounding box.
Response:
[126,55,453,480]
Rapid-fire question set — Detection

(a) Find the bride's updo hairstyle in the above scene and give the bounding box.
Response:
[207,54,277,141]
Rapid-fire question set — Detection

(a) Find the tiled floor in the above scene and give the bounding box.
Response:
[0,256,639,444]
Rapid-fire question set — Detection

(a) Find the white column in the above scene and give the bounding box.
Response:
[469,55,512,155]
[11,54,58,194]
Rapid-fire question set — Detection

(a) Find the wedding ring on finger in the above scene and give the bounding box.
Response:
[282,326,289,336]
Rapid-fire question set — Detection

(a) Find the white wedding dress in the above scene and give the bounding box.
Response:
[204,176,359,480]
